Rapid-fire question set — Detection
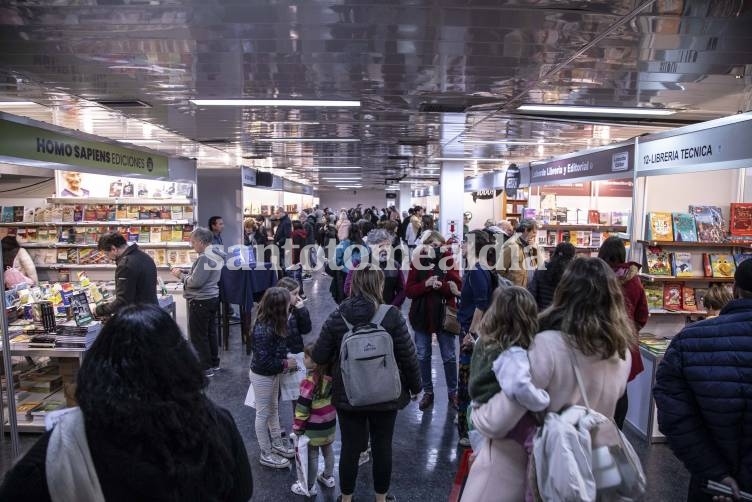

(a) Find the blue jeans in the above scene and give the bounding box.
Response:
[414,329,457,395]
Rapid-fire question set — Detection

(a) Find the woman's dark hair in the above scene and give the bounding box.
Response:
[348,226,363,245]
[545,242,576,286]
[360,221,374,237]
[539,257,633,360]
[598,236,627,265]
[304,343,330,385]
[1,236,20,269]
[257,287,291,338]
[293,220,303,230]
[76,305,234,497]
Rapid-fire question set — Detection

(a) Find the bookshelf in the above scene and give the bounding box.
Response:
[46,197,194,205]
[542,224,628,232]
[638,240,752,249]
[639,273,734,283]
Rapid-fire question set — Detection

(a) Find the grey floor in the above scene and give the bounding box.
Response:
[0,273,690,501]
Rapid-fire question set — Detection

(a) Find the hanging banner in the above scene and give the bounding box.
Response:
[504,163,521,197]
[241,166,257,187]
[530,144,633,185]
[0,117,169,177]
[596,179,633,198]
[637,114,752,174]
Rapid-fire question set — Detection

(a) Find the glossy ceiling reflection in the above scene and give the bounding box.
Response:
[0,0,750,189]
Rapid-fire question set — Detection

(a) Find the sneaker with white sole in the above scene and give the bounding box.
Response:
[317,473,336,488]
[291,480,317,497]
[358,448,371,466]
[272,437,295,458]
[259,450,290,469]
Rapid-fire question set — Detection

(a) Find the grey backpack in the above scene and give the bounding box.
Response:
[340,305,402,407]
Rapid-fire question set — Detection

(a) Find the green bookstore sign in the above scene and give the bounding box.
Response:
[0,118,169,177]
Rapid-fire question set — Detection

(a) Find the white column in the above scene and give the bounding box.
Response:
[398,186,412,214]
[439,161,464,242]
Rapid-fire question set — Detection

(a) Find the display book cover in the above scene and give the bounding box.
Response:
[663,283,683,311]
[671,252,694,277]
[69,291,93,326]
[709,254,736,278]
[730,203,752,236]
[645,246,672,276]
[689,205,725,243]
[646,212,674,241]
[644,283,664,309]
[672,213,698,242]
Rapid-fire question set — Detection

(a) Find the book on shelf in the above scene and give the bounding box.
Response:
[645,246,672,276]
[535,230,547,247]
[138,229,150,244]
[730,203,752,236]
[115,204,127,220]
[171,226,183,241]
[672,213,698,242]
[598,212,611,226]
[646,212,674,241]
[590,231,603,248]
[546,231,557,246]
[127,227,140,242]
[703,253,712,277]
[12,206,24,223]
[150,226,162,243]
[588,210,600,225]
[681,286,698,311]
[62,206,75,223]
[734,253,752,267]
[176,250,189,265]
[644,284,664,309]
[1,206,14,223]
[182,225,193,242]
[523,208,538,220]
[690,205,724,243]
[672,252,694,277]
[167,250,179,265]
[709,254,736,278]
[154,249,166,266]
[172,205,184,220]
[694,288,709,310]
[611,211,629,227]
[555,207,568,223]
[663,283,683,311]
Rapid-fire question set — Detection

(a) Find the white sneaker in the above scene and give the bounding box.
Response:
[260,450,290,469]
[358,448,371,466]
[317,473,336,488]
[291,480,317,497]
[272,437,295,458]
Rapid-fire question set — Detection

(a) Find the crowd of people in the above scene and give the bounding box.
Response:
[2,201,752,502]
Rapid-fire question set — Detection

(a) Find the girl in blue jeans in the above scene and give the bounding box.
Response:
[405,231,462,411]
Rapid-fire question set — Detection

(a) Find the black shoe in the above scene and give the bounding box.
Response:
[418,392,434,411]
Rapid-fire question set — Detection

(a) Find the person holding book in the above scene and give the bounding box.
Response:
[654,259,752,501]
[95,232,158,318]
[250,286,297,469]
[598,235,649,429]
[171,227,221,378]
[0,304,253,502]
[290,345,337,497]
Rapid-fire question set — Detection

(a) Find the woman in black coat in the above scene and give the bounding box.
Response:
[313,266,421,502]
[527,241,576,311]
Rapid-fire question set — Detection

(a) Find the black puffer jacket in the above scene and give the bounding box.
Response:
[312,295,421,412]
[286,305,312,354]
[654,298,752,500]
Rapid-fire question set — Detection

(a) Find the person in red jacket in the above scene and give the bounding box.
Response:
[405,230,462,412]
[598,236,649,428]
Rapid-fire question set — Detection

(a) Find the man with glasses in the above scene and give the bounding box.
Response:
[94,232,158,317]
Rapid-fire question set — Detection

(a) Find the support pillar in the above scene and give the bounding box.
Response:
[398,186,412,215]
[439,161,464,243]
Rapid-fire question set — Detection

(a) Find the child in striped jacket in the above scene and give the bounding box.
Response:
[291,345,337,497]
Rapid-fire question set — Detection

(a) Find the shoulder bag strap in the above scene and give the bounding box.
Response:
[567,341,593,412]
[370,304,391,327]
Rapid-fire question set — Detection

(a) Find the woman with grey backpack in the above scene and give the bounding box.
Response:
[312,265,421,502]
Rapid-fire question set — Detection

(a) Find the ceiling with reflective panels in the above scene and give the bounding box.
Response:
[0,0,750,189]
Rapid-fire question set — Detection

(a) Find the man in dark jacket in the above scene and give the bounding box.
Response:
[273,207,292,274]
[95,232,158,317]
[654,259,752,501]
[303,214,317,279]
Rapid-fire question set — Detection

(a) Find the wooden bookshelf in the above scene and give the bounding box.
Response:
[638,240,752,249]
[541,245,600,251]
[46,197,194,205]
[649,308,709,316]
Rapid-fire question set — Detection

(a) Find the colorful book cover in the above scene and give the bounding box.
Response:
[555,208,568,223]
[611,211,629,227]
[703,253,712,277]
[690,205,724,243]
[546,231,557,246]
[66,248,79,264]
[56,249,69,264]
[176,250,189,265]
[710,254,736,278]
[598,212,611,226]
[644,284,664,309]
[1,206,14,223]
[167,250,179,265]
[171,206,184,220]
[730,203,752,236]
[171,225,183,242]
[182,225,193,242]
[663,283,683,311]
[138,230,150,244]
[672,213,697,242]
[681,286,697,312]
[734,253,752,267]
[84,207,97,221]
[523,208,538,220]
[672,252,694,277]
[12,206,25,223]
[73,206,83,222]
[645,246,672,276]
[646,212,674,241]
[154,249,166,266]
[694,288,709,311]
[150,226,162,243]
[115,205,127,220]
[588,210,600,225]
[62,206,74,223]
[127,227,140,242]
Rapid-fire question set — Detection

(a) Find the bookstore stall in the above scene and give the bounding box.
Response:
[462,166,530,230]
[525,141,635,260]
[241,169,316,234]
[0,113,196,451]
[411,185,440,219]
[626,111,752,443]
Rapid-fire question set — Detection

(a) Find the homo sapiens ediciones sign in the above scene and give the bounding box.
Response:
[0,117,168,177]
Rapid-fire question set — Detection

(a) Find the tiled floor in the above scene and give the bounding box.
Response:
[0,274,690,501]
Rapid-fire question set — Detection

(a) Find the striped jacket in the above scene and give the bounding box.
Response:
[293,371,336,446]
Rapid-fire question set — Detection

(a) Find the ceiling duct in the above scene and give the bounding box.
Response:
[397,138,429,147]
[96,99,152,108]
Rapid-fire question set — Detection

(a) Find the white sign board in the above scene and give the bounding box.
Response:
[637,115,752,174]
[241,166,257,187]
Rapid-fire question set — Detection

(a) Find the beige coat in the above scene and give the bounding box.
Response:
[498,233,537,287]
[461,330,630,502]
[13,248,38,285]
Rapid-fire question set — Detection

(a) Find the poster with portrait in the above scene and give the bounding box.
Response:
[55,171,193,199]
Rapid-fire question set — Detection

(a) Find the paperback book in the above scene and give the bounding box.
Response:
[681,286,698,312]
[646,212,674,241]
[690,205,724,243]
[730,203,752,236]
[672,252,694,277]
[672,213,698,242]
[644,284,664,310]
[645,246,672,276]
[709,254,736,278]
[663,283,683,311]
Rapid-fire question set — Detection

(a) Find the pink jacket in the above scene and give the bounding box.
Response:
[461,330,630,502]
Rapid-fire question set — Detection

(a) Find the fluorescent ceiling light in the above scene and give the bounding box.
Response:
[116,139,163,145]
[433,157,504,162]
[255,138,360,143]
[0,101,37,106]
[191,99,360,107]
[517,104,676,116]
[462,139,564,146]
[307,166,362,170]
